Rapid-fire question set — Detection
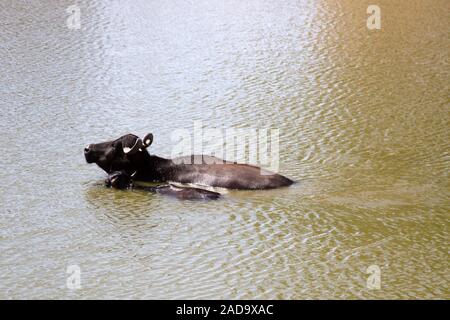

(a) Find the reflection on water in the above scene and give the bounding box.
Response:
[0,0,448,299]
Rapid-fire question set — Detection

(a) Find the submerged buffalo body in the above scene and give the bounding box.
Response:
[85,133,293,198]
[105,170,221,200]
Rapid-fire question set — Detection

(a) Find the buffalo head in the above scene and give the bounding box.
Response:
[84,133,153,175]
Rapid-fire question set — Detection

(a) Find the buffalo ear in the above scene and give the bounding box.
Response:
[143,133,153,148]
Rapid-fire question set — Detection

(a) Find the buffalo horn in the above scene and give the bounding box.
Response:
[123,138,143,155]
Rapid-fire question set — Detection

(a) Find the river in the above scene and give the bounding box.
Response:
[0,0,448,299]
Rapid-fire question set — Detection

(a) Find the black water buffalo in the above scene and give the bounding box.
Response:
[84,133,293,198]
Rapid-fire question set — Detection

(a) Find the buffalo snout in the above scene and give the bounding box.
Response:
[84,144,95,163]
[84,143,107,164]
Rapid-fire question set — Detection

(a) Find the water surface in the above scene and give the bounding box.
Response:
[0,0,448,299]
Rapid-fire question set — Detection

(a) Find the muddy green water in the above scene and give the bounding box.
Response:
[0,0,448,299]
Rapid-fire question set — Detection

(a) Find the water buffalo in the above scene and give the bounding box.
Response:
[84,133,293,198]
